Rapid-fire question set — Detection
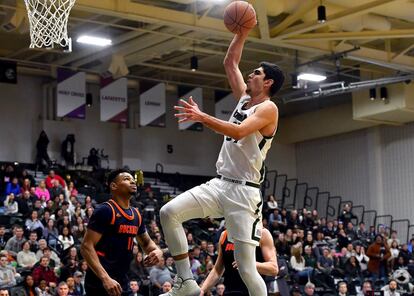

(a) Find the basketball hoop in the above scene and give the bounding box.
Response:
[24,0,76,52]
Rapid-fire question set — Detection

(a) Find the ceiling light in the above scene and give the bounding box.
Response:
[76,35,112,47]
[191,55,198,72]
[317,4,326,23]
[298,73,326,82]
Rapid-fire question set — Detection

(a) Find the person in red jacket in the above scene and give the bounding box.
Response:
[32,256,57,288]
[45,170,66,189]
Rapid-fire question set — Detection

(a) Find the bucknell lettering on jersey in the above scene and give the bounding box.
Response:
[118,225,138,235]
[225,242,235,251]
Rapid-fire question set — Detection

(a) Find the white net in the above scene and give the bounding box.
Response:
[24,0,76,51]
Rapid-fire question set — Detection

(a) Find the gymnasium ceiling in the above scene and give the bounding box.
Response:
[0,0,414,116]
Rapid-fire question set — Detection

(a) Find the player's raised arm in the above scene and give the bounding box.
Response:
[223,33,249,100]
[81,229,122,296]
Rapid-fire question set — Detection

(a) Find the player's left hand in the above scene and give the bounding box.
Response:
[232,260,238,269]
[174,96,205,123]
[144,248,163,266]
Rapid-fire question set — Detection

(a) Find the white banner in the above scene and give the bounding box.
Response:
[100,77,128,123]
[57,69,86,119]
[140,83,166,127]
[215,92,236,121]
[178,87,203,131]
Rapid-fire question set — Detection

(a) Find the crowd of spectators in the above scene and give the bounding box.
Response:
[1,163,414,296]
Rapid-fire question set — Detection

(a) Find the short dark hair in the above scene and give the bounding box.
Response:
[260,62,285,97]
[107,168,132,187]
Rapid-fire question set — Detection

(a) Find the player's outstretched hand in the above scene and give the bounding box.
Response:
[144,248,163,266]
[174,96,205,123]
[103,276,122,296]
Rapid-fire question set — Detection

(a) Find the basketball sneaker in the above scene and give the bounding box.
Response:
[159,277,200,296]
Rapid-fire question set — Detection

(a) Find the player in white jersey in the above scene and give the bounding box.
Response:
[159,26,285,296]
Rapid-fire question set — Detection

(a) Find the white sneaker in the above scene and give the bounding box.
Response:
[159,277,200,296]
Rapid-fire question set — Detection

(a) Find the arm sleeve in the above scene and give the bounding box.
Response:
[137,216,147,236]
[87,204,113,234]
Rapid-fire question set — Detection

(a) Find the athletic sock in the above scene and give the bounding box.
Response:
[174,257,193,280]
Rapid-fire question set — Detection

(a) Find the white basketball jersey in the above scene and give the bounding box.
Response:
[216,95,276,184]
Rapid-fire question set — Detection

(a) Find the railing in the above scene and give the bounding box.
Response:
[263,169,411,242]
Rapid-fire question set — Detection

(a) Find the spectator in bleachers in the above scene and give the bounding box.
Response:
[32,256,57,287]
[57,215,71,234]
[165,256,176,278]
[0,254,16,290]
[25,210,44,239]
[407,238,414,254]
[43,219,58,248]
[149,257,173,295]
[393,256,407,271]
[322,220,336,239]
[346,222,357,241]
[357,222,369,242]
[389,240,400,270]
[367,235,391,283]
[266,195,278,211]
[63,247,79,267]
[43,248,59,269]
[317,248,334,274]
[17,191,35,218]
[5,177,20,196]
[27,231,39,253]
[381,279,400,296]
[49,181,64,201]
[65,277,80,296]
[304,282,317,296]
[337,281,348,296]
[20,179,31,195]
[161,281,172,294]
[398,244,410,265]
[128,252,150,295]
[35,181,50,202]
[45,170,66,190]
[303,245,317,270]
[17,241,37,271]
[344,254,362,283]
[338,229,351,250]
[3,194,18,215]
[214,283,225,296]
[81,208,93,225]
[388,231,401,247]
[58,227,74,251]
[339,204,357,225]
[65,182,78,200]
[35,279,53,296]
[72,271,84,296]
[268,208,282,233]
[13,274,37,296]
[5,225,26,256]
[81,196,95,211]
[275,232,290,258]
[128,279,143,296]
[20,170,36,189]
[291,244,312,283]
[0,227,6,251]
[55,281,69,296]
[287,210,300,229]
[355,245,370,274]
[206,242,217,264]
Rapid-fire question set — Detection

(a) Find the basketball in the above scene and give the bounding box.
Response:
[224,1,257,34]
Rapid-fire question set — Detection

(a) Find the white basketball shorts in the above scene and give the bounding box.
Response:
[188,177,263,246]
